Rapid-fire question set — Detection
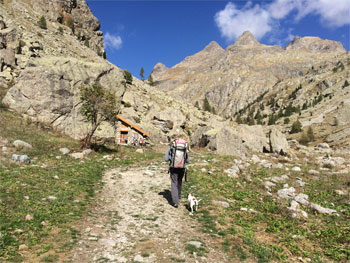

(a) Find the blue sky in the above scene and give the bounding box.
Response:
[87,0,350,79]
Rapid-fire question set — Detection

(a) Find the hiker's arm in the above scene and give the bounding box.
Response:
[185,152,189,163]
[164,148,171,162]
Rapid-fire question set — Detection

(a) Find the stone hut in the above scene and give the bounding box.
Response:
[116,115,150,145]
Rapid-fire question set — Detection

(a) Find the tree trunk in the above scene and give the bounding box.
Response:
[82,122,99,149]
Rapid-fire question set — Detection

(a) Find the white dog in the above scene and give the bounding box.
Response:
[187,193,201,213]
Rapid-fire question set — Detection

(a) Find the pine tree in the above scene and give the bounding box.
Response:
[203,97,212,112]
[140,67,145,81]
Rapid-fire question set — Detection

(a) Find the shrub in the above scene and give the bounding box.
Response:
[38,16,47,29]
[299,132,309,145]
[58,26,64,34]
[302,102,308,110]
[290,120,302,134]
[268,114,276,125]
[148,74,153,85]
[84,39,89,48]
[284,118,290,124]
[123,70,133,85]
[343,80,349,89]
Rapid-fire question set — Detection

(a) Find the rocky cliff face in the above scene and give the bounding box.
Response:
[151,31,346,119]
[0,0,120,139]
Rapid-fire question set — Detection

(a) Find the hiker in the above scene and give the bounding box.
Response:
[164,137,189,208]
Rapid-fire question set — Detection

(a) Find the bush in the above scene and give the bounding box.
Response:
[58,26,64,34]
[343,80,349,89]
[284,118,290,124]
[268,114,276,125]
[290,120,302,134]
[123,70,133,85]
[299,132,309,145]
[148,74,153,85]
[38,16,47,29]
[84,39,89,48]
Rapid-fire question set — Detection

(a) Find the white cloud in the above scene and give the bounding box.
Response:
[214,2,272,41]
[295,0,350,27]
[215,0,350,42]
[104,32,122,50]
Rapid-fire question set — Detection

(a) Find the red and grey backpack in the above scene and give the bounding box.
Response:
[169,139,187,169]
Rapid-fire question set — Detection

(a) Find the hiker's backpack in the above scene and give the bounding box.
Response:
[169,139,187,169]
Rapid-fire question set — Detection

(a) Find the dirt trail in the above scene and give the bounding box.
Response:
[70,161,230,263]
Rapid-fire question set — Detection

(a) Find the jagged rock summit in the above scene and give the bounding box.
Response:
[286,36,346,53]
[230,30,260,47]
[203,41,224,53]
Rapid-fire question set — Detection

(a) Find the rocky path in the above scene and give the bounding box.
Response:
[70,162,230,263]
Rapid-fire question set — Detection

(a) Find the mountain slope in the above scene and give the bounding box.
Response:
[151,31,346,119]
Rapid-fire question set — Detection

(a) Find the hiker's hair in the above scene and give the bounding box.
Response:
[170,134,180,140]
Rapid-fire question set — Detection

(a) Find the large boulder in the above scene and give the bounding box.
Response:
[0,49,16,69]
[200,127,248,157]
[269,128,289,155]
[153,108,186,134]
[237,125,269,152]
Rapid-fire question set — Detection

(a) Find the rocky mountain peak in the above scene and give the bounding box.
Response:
[285,36,346,53]
[203,41,223,53]
[232,31,260,47]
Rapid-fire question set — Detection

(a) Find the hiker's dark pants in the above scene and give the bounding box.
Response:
[170,168,185,206]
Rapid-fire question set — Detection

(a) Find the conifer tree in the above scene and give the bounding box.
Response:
[140,67,145,81]
[203,97,212,112]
